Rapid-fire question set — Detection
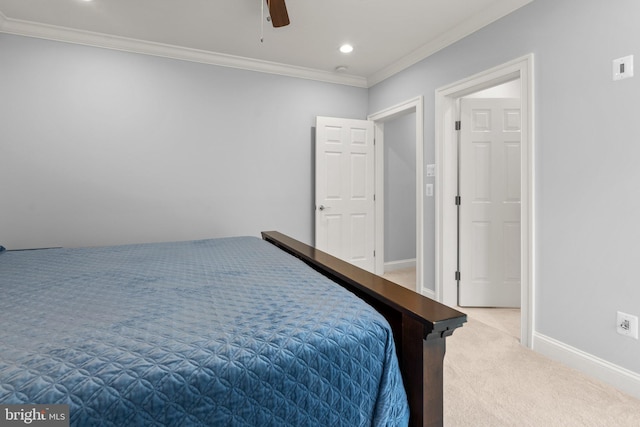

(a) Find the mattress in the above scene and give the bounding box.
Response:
[0,236,409,426]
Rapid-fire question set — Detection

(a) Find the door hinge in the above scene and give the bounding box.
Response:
[455,121,461,130]
[455,271,461,281]
[373,250,376,257]
[455,195,461,206]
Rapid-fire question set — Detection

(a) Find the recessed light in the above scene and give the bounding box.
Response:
[339,44,354,54]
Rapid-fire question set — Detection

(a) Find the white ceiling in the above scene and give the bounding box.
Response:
[0,0,533,87]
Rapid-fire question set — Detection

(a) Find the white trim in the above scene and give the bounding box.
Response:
[384,258,417,272]
[421,287,436,300]
[533,332,640,400]
[0,2,534,88]
[368,96,425,295]
[367,0,534,87]
[435,54,535,348]
[373,121,386,276]
[0,13,367,88]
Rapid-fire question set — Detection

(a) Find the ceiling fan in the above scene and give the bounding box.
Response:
[266,0,290,27]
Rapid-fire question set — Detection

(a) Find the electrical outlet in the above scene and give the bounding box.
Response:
[616,311,639,339]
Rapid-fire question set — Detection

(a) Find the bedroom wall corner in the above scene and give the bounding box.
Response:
[366,0,640,388]
[0,33,368,249]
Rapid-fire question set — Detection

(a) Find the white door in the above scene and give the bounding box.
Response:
[315,116,375,272]
[458,98,521,307]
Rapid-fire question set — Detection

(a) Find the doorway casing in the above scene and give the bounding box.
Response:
[434,55,535,347]
[368,96,426,296]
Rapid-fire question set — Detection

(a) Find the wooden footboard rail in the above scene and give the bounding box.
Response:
[262,232,466,427]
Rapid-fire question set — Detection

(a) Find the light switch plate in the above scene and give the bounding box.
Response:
[426,164,436,177]
[425,184,433,197]
[613,55,634,81]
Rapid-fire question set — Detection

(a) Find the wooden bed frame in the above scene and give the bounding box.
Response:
[262,231,466,427]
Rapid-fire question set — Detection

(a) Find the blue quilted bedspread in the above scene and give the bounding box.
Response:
[0,237,409,426]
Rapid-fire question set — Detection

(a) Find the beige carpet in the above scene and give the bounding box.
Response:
[444,316,640,426]
[381,268,640,426]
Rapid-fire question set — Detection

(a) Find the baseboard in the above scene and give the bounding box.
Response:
[420,287,436,300]
[533,332,640,399]
[384,258,416,272]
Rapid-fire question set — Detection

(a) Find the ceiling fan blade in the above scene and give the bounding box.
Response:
[266,0,290,28]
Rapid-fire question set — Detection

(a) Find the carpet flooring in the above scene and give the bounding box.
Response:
[381,267,640,426]
[444,315,640,426]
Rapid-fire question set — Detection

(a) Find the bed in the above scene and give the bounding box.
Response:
[0,231,465,427]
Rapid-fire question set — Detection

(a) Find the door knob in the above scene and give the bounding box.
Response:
[318,205,327,211]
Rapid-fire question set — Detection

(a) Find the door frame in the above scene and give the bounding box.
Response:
[368,96,426,296]
[435,54,535,347]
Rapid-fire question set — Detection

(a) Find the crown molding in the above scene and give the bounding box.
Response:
[0,13,368,88]
[366,0,534,87]
[1,1,532,89]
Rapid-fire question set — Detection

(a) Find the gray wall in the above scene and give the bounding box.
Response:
[0,33,367,249]
[368,0,640,374]
[384,112,416,263]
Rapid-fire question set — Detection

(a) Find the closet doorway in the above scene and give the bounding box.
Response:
[435,55,534,347]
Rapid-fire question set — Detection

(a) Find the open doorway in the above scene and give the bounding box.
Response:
[314,97,424,293]
[368,97,427,297]
[435,55,534,347]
